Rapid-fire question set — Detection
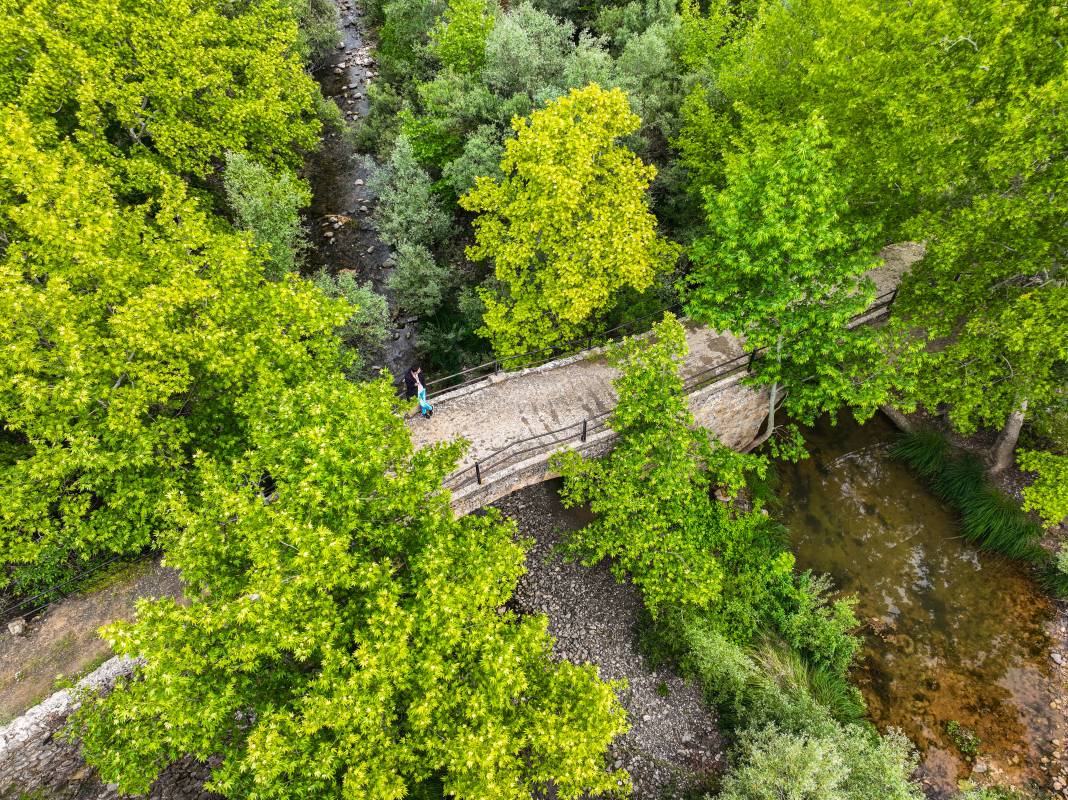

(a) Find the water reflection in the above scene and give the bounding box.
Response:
[779,413,1058,794]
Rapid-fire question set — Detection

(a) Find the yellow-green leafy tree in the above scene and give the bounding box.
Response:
[71,377,628,800]
[461,84,680,358]
[0,0,320,180]
[0,115,348,590]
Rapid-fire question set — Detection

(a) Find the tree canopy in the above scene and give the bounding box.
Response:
[0,115,347,586]
[72,378,627,799]
[461,84,680,357]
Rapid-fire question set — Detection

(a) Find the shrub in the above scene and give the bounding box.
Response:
[223,152,311,280]
[441,124,505,196]
[366,136,454,250]
[312,270,391,367]
[718,724,921,800]
[293,0,342,69]
[387,241,451,317]
[774,572,861,677]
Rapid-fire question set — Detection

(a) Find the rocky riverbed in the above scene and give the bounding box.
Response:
[493,481,726,799]
[303,0,419,382]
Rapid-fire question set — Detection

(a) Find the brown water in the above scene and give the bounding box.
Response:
[779,413,1065,795]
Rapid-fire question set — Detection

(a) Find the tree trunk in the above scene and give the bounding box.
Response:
[880,405,913,433]
[762,335,784,439]
[990,399,1028,474]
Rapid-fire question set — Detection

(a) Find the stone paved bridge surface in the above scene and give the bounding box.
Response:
[410,243,923,515]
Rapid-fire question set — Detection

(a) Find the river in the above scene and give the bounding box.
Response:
[779,412,1067,796]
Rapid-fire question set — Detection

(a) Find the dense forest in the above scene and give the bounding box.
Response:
[0,0,1064,797]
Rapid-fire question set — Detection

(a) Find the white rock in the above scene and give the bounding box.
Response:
[7,617,26,636]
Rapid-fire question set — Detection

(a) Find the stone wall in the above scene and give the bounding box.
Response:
[0,657,219,800]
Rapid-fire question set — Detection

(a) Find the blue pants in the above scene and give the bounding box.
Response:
[417,387,433,417]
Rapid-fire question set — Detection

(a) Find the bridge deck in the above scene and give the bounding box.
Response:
[408,322,745,474]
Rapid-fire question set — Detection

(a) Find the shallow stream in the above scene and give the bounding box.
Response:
[779,413,1064,795]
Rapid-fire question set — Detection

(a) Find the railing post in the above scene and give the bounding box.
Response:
[494,360,500,374]
[581,419,588,442]
[747,350,757,372]
[475,461,482,485]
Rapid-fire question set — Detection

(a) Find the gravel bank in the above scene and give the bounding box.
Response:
[494,481,726,799]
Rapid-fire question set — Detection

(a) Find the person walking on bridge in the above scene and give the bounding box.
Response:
[406,365,434,419]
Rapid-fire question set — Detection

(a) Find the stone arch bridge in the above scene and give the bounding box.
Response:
[409,244,923,515]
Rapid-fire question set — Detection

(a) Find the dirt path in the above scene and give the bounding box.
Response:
[494,482,726,799]
[0,560,181,723]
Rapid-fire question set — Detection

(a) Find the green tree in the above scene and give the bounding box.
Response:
[676,0,1067,471]
[388,241,451,317]
[0,0,321,180]
[311,270,392,368]
[552,315,773,616]
[1018,450,1068,528]
[0,115,347,587]
[367,136,455,250]
[684,116,908,446]
[461,84,680,357]
[429,0,497,74]
[71,377,627,800]
[223,152,311,281]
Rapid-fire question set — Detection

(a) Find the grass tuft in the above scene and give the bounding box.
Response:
[888,429,951,479]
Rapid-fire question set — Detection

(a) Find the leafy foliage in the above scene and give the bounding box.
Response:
[0,0,321,179]
[718,724,921,800]
[71,378,628,799]
[367,136,455,250]
[311,270,391,368]
[553,315,858,671]
[684,116,910,430]
[292,0,343,69]
[552,315,768,615]
[0,117,347,587]
[676,0,1067,477]
[223,152,311,280]
[429,0,496,74]
[462,85,680,357]
[388,241,451,317]
[1018,449,1068,528]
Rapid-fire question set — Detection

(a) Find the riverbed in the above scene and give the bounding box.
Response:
[779,413,1067,796]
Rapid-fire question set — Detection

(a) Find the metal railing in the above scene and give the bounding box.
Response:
[443,288,899,493]
[425,301,684,399]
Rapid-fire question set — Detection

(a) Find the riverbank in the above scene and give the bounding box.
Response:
[493,481,727,798]
[896,408,1068,558]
